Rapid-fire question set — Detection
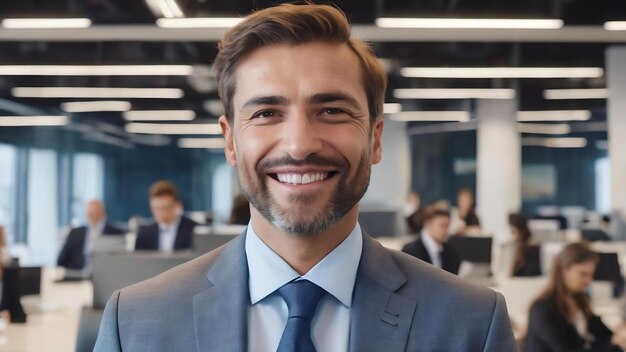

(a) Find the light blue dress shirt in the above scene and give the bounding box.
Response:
[245,222,363,352]
[158,217,180,252]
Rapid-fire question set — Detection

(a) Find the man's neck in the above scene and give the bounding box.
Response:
[250,206,359,276]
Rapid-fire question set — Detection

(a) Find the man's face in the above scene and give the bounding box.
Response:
[458,191,473,210]
[424,215,451,245]
[149,195,180,226]
[220,42,383,235]
[86,202,105,226]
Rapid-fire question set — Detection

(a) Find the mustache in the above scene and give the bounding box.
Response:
[257,154,345,171]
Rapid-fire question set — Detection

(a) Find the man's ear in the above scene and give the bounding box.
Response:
[219,115,237,166]
[371,117,384,165]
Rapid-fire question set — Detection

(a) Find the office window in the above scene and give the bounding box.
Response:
[595,157,610,213]
[0,143,16,242]
[72,153,104,225]
[27,148,58,265]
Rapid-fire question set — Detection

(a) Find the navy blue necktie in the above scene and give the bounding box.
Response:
[276,280,326,352]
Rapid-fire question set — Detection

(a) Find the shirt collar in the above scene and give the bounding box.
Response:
[421,229,443,253]
[159,216,180,233]
[245,222,363,308]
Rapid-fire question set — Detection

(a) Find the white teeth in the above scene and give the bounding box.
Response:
[276,172,329,185]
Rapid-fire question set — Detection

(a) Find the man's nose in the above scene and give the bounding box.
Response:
[280,111,323,160]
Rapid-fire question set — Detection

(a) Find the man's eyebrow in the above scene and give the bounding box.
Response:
[241,95,289,111]
[308,92,362,110]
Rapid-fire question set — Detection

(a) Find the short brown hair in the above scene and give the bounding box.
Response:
[213,3,387,123]
[149,180,180,202]
[422,207,451,223]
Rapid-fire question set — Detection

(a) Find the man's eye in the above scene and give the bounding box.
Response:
[252,110,275,119]
[324,108,345,115]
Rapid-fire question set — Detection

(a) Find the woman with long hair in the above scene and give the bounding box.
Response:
[526,242,626,351]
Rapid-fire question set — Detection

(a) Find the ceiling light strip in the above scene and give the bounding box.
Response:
[543,88,608,100]
[0,65,193,76]
[125,122,221,135]
[388,111,470,122]
[1,18,92,29]
[123,110,196,121]
[375,18,563,29]
[517,123,571,135]
[517,110,591,121]
[604,21,626,31]
[156,17,242,28]
[0,115,68,126]
[522,137,587,148]
[61,101,131,112]
[12,87,184,99]
[400,67,603,78]
[178,138,225,149]
[393,88,515,99]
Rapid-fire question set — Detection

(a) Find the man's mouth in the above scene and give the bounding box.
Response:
[268,171,337,185]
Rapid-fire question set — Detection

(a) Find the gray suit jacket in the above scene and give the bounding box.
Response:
[94,232,516,351]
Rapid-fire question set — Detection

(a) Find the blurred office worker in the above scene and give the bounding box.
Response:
[94,4,515,351]
[134,180,197,251]
[402,207,461,275]
[526,242,626,351]
[57,200,123,277]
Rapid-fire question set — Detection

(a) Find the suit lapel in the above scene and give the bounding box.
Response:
[349,234,417,352]
[193,232,249,352]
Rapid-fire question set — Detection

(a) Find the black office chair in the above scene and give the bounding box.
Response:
[593,252,624,297]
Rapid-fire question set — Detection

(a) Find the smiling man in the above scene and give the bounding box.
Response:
[94,4,516,351]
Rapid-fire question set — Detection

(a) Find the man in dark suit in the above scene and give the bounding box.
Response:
[134,180,197,251]
[57,200,124,278]
[403,207,462,274]
[95,4,515,351]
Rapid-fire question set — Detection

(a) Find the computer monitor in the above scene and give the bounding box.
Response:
[93,235,128,253]
[447,236,492,264]
[594,252,622,282]
[193,233,238,254]
[358,211,399,237]
[18,266,42,296]
[91,251,197,309]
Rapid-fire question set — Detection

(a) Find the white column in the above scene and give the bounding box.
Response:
[476,99,521,278]
[607,47,626,228]
[362,118,411,232]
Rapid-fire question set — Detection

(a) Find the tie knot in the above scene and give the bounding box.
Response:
[278,280,326,319]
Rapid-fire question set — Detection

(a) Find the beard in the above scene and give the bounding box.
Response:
[238,151,371,236]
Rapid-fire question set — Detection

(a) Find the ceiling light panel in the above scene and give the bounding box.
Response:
[400,67,603,78]
[0,115,68,126]
[543,88,608,100]
[61,101,131,112]
[388,111,470,122]
[375,18,563,29]
[517,110,591,121]
[177,138,225,149]
[12,87,184,99]
[123,110,196,121]
[393,88,515,99]
[125,123,221,135]
[1,18,91,29]
[0,65,193,76]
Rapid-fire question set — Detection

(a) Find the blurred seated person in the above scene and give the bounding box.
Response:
[526,242,626,351]
[402,207,461,275]
[510,213,542,277]
[405,192,425,234]
[57,200,123,278]
[449,188,481,235]
[135,180,198,251]
[0,225,26,323]
[229,194,250,225]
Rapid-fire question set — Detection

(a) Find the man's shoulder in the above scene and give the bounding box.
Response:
[121,244,227,300]
[385,246,498,305]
